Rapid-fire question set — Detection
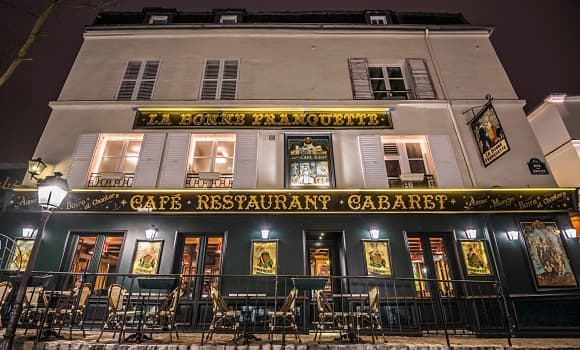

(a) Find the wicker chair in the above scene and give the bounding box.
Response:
[97,284,140,341]
[147,286,182,341]
[0,281,13,328]
[313,290,348,342]
[21,286,48,335]
[53,283,92,339]
[353,286,386,343]
[267,288,300,343]
[205,284,240,342]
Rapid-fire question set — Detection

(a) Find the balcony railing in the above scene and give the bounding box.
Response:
[87,172,134,188]
[185,173,233,188]
[0,270,514,347]
[373,89,412,100]
[389,174,436,188]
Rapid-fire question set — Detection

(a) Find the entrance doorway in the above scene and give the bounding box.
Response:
[406,233,457,297]
[305,231,346,294]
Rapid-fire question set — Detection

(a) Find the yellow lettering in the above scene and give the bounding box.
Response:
[377,195,390,209]
[423,194,436,210]
[435,195,448,210]
[210,195,222,210]
[223,195,234,210]
[287,195,303,210]
[348,195,361,210]
[362,195,377,210]
[407,194,422,210]
[130,195,144,210]
[158,195,170,210]
[178,113,192,125]
[197,194,209,210]
[392,195,407,210]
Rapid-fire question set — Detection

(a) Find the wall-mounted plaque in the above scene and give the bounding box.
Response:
[527,158,549,175]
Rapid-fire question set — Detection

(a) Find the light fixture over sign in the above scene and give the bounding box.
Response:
[261,229,270,240]
[369,229,380,240]
[507,230,519,241]
[145,225,159,240]
[465,229,477,240]
[27,158,47,180]
[564,228,576,239]
[22,227,36,239]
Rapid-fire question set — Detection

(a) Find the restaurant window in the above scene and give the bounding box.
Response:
[61,233,124,294]
[88,134,143,188]
[174,234,224,298]
[186,134,235,188]
[286,135,333,188]
[382,136,435,188]
[200,59,239,100]
[116,60,160,100]
[368,65,409,100]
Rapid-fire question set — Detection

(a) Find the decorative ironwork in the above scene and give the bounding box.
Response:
[87,173,134,188]
[185,173,233,188]
[389,174,436,188]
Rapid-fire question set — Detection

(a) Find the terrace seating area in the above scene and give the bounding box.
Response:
[0,272,516,347]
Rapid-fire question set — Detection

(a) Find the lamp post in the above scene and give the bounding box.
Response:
[3,173,68,349]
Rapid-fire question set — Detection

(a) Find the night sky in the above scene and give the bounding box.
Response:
[0,0,579,163]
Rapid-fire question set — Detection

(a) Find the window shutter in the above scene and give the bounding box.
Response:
[359,135,388,188]
[117,61,141,100]
[158,133,190,188]
[200,60,220,99]
[232,132,257,189]
[348,58,373,100]
[67,133,99,188]
[220,60,238,100]
[132,133,166,188]
[426,134,463,188]
[136,60,159,100]
[406,58,437,100]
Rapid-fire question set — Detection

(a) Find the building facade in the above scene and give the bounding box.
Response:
[2,9,579,336]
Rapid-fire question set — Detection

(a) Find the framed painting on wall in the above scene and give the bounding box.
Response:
[459,240,493,276]
[7,239,34,271]
[362,240,392,277]
[520,220,577,289]
[251,240,278,275]
[130,240,164,275]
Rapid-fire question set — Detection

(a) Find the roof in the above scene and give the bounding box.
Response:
[91,8,471,27]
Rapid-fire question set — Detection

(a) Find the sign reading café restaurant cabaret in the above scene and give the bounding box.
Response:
[133,108,393,129]
[8,189,576,214]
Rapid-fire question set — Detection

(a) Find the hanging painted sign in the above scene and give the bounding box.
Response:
[133,108,393,129]
[7,188,576,214]
[469,103,510,167]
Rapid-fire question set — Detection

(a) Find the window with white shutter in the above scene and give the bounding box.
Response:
[406,58,437,99]
[186,134,236,188]
[381,136,436,188]
[368,65,410,100]
[87,134,143,187]
[116,60,160,100]
[200,59,239,100]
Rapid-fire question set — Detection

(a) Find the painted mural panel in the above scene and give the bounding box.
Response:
[287,135,332,187]
[460,240,492,276]
[469,103,510,167]
[362,240,392,277]
[251,240,278,275]
[8,239,34,271]
[130,240,163,275]
[520,220,577,289]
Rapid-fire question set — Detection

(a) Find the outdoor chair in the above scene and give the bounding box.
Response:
[313,289,348,342]
[146,286,182,341]
[352,286,386,343]
[205,284,240,342]
[21,286,48,335]
[0,281,13,328]
[267,288,300,343]
[53,282,92,339]
[97,284,140,341]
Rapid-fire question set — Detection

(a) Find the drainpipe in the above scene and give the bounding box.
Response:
[424,28,477,187]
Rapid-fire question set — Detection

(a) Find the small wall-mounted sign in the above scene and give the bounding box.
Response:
[527,158,549,175]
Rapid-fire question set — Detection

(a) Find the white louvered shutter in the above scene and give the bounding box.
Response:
[200,60,220,99]
[117,61,141,100]
[220,60,238,100]
[136,60,159,100]
[406,58,437,100]
[359,135,388,188]
[158,133,190,188]
[232,132,257,189]
[67,133,99,188]
[427,135,463,188]
[132,133,166,188]
[348,58,373,100]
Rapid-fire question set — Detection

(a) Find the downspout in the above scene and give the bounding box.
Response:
[424,28,477,187]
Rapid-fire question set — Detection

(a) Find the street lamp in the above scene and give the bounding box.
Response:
[3,172,69,349]
[27,157,47,180]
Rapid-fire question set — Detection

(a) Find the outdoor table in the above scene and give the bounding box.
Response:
[227,293,266,344]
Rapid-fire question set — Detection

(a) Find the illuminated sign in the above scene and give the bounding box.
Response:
[133,108,393,129]
[8,188,576,214]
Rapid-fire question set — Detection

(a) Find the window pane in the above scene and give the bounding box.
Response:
[192,158,211,173]
[122,156,139,173]
[408,237,430,297]
[103,141,124,157]
[385,160,401,177]
[216,141,235,158]
[194,141,213,157]
[126,141,142,157]
[389,79,406,91]
[387,67,403,78]
[368,67,384,78]
[99,157,121,173]
[201,237,223,295]
[409,160,426,174]
[214,158,234,173]
[95,236,123,291]
[371,79,387,92]
[406,143,422,158]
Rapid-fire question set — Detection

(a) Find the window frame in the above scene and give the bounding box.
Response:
[116,59,160,100]
[91,134,143,176]
[382,137,431,185]
[199,58,240,100]
[368,65,409,100]
[187,134,236,175]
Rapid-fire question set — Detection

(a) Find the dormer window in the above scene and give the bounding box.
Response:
[369,15,387,25]
[219,15,238,24]
[148,15,168,24]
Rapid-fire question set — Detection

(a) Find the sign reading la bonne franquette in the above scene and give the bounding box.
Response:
[8,189,576,214]
[133,109,393,129]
